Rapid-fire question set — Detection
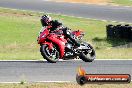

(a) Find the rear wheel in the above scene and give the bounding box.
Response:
[40,44,59,63]
[79,44,96,62]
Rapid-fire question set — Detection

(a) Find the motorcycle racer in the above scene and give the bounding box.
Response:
[40,15,80,47]
[37,15,96,63]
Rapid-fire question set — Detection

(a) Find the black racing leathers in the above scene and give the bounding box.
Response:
[61,27,80,47]
[49,20,80,47]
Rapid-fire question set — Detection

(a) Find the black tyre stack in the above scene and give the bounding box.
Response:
[106,24,132,41]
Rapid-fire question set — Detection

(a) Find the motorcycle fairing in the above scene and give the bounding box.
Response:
[47,33,67,58]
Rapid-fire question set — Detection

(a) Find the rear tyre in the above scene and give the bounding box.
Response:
[79,44,96,62]
[40,44,59,63]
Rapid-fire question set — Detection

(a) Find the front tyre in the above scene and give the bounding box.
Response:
[79,44,96,62]
[40,44,59,63]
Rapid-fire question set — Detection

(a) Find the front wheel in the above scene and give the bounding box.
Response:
[79,44,96,62]
[40,44,59,63]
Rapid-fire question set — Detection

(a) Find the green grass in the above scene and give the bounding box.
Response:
[0,7,132,60]
[110,0,132,6]
[0,83,132,88]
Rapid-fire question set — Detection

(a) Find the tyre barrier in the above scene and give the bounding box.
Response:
[106,24,132,41]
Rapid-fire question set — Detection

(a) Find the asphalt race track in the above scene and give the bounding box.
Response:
[0,60,132,82]
[0,0,132,83]
[0,0,132,23]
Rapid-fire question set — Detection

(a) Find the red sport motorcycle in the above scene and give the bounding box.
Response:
[37,26,96,63]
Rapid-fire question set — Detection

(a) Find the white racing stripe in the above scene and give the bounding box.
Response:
[0,59,132,62]
[0,81,71,84]
[0,80,131,83]
[95,59,132,60]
